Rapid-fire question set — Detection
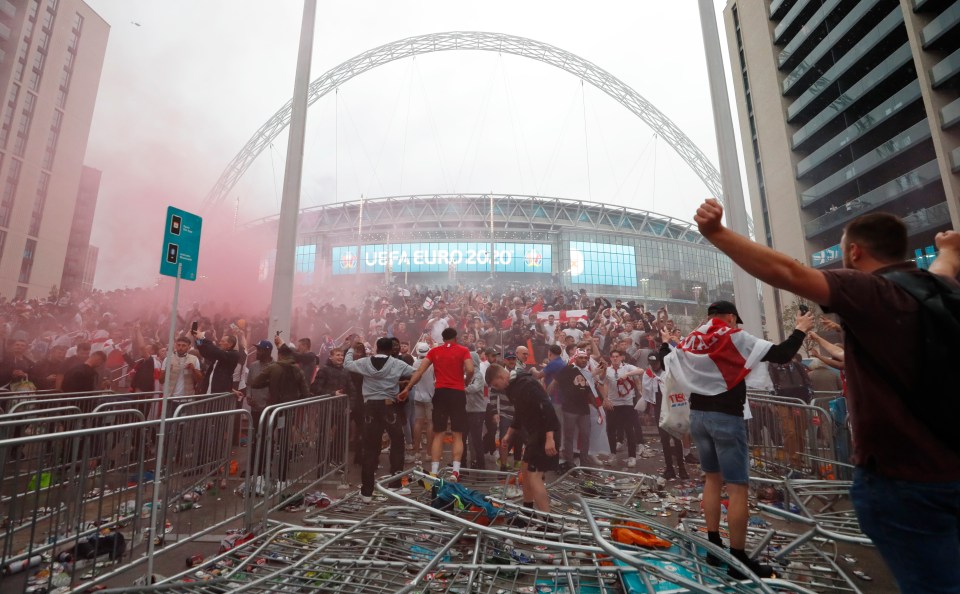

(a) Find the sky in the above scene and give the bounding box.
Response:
[83,0,744,292]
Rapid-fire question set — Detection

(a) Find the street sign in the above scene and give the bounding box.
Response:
[159,206,202,280]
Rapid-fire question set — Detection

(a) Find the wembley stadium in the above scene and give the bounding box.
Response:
[246,193,735,307]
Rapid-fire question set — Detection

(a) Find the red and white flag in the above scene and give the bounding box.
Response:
[663,319,773,396]
[536,309,588,323]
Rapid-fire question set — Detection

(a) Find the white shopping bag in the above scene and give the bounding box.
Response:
[658,367,690,439]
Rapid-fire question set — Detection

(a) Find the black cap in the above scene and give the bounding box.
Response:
[707,300,743,324]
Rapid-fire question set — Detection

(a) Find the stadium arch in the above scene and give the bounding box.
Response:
[203,31,725,212]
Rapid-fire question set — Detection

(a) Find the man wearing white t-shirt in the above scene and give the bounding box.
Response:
[427,311,450,345]
[604,349,645,467]
[160,336,203,398]
[541,315,558,346]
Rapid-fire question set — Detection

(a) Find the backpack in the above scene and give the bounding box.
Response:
[880,270,960,453]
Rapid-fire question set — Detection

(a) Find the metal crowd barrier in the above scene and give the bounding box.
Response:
[248,393,350,529]
[746,395,853,480]
[0,399,250,593]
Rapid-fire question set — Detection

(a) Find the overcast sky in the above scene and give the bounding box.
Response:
[83,0,743,290]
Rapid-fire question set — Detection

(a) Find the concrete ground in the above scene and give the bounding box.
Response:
[2,431,896,593]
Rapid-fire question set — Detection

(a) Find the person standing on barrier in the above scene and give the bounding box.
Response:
[659,302,813,580]
[485,363,559,512]
[244,340,273,496]
[399,328,474,483]
[345,337,415,502]
[248,344,310,493]
[693,198,960,593]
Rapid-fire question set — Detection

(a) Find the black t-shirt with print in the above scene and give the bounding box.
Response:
[555,364,594,415]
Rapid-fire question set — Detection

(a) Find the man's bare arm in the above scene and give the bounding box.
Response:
[695,199,831,305]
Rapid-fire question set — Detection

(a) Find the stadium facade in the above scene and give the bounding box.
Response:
[250,194,735,308]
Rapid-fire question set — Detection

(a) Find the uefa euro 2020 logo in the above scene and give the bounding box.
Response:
[340,252,357,270]
[524,250,542,268]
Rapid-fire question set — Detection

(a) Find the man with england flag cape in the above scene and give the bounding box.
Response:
[659,300,813,580]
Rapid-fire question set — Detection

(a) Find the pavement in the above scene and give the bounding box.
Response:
[3,430,897,593]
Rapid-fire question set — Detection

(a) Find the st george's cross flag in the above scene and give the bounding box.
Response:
[536,310,588,323]
[663,318,774,397]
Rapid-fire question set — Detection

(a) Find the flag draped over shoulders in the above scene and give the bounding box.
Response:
[664,319,774,396]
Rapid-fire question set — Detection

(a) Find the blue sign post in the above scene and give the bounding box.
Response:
[159,206,202,281]
[148,206,202,578]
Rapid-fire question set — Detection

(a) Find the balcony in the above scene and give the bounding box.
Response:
[0,1,14,19]
[786,6,904,121]
[796,81,922,178]
[920,0,960,48]
[931,47,960,88]
[903,201,952,235]
[943,96,960,129]
[804,160,941,238]
[791,43,913,149]
[952,146,960,172]
[800,120,933,207]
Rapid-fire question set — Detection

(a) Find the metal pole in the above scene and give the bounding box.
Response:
[269,0,318,340]
[146,262,180,581]
[697,0,763,336]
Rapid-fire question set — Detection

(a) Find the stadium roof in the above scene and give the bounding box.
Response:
[244,193,710,245]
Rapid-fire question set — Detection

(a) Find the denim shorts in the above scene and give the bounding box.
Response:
[689,410,749,484]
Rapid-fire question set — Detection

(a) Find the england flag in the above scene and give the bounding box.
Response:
[664,319,774,397]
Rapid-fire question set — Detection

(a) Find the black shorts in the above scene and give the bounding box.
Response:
[432,388,468,433]
[522,435,560,473]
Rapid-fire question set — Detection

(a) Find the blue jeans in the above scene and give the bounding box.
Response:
[689,410,748,484]
[851,467,960,593]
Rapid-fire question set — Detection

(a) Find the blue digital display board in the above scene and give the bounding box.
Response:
[569,241,637,287]
[332,242,552,275]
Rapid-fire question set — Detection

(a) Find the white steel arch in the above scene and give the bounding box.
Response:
[204,31,725,211]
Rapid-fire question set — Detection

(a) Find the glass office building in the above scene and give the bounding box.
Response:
[723,0,959,338]
[249,194,734,307]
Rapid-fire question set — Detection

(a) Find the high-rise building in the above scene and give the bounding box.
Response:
[723,0,959,339]
[0,0,108,300]
[60,163,98,292]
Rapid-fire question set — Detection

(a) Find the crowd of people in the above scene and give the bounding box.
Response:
[3,202,958,590]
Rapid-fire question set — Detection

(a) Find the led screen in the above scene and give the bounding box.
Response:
[332,242,552,275]
[569,241,637,287]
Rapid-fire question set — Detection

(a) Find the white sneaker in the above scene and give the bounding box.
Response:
[626,457,637,468]
[254,476,264,496]
[360,494,373,503]
[392,486,411,496]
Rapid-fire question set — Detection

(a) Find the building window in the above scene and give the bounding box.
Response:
[29,172,50,236]
[0,83,20,148]
[73,12,83,32]
[14,36,30,82]
[15,285,27,301]
[0,230,6,261]
[0,158,23,227]
[27,0,40,22]
[13,92,36,157]
[19,239,36,284]
[42,110,62,170]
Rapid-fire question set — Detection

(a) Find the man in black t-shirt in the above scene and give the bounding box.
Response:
[62,351,107,413]
[555,349,605,471]
[486,363,559,512]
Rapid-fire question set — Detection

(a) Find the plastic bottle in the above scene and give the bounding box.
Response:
[2,555,41,576]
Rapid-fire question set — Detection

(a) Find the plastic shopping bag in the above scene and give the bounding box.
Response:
[658,368,690,439]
